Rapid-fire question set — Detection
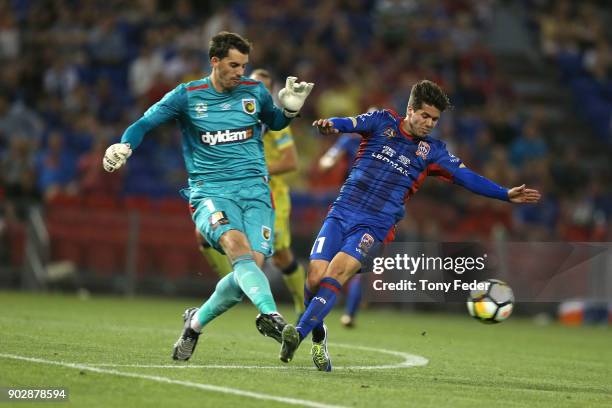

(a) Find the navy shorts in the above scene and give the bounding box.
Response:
[309,206,396,264]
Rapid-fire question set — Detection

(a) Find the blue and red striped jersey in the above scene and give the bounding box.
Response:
[329,109,464,224]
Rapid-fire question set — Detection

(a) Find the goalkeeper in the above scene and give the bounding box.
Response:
[197,68,306,320]
[102,32,313,362]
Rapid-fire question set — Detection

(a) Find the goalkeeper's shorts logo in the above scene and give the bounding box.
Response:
[262,226,272,241]
[242,98,256,114]
[209,211,229,230]
[200,127,253,146]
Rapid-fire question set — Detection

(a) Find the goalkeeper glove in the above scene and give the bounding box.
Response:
[102,143,132,173]
[278,76,314,118]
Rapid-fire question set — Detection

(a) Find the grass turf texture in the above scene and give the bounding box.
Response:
[0,292,610,407]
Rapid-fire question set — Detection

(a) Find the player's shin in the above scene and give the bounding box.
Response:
[296,277,341,340]
[304,285,326,342]
[281,260,305,315]
[232,255,277,314]
[192,272,243,332]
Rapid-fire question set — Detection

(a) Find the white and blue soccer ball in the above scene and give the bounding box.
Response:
[467,279,514,324]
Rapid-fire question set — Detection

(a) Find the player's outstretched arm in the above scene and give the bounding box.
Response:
[507,184,541,203]
[278,76,314,118]
[102,85,186,173]
[451,167,541,204]
[312,119,339,135]
[313,110,381,135]
[102,116,156,173]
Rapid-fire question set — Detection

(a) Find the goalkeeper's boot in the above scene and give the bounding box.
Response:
[279,324,300,363]
[255,312,288,343]
[311,324,332,371]
[172,307,200,361]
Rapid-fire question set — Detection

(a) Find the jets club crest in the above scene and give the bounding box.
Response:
[416,141,430,159]
[358,233,375,255]
[242,98,256,114]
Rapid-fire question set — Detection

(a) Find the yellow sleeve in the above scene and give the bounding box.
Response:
[274,126,294,150]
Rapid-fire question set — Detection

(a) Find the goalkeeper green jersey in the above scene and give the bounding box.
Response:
[120,76,291,184]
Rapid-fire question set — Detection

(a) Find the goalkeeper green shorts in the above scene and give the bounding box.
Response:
[189,178,275,258]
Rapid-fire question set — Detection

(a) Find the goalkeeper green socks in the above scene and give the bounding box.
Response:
[232,255,277,315]
[200,245,232,277]
[192,271,243,331]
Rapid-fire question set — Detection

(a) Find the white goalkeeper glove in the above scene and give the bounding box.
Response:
[278,76,314,118]
[102,143,132,173]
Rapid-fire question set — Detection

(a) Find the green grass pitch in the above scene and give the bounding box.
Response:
[0,292,610,407]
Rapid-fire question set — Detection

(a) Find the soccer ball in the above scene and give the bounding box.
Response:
[467,279,514,324]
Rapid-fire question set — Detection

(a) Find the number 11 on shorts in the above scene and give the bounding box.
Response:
[311,237,326,255]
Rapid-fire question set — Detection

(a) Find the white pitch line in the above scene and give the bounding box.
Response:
[0,353,345,408]
[88,343,429,370]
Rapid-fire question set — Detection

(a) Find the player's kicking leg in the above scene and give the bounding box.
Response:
[173,230,296,361]
[283,252,361,365]
[195,228,232,277]
[305,259,332,370]
[172,307,200,361]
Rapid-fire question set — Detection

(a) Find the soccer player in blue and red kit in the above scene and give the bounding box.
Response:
[279,80,541,370]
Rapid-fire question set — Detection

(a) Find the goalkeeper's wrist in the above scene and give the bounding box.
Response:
[283,109,299,118]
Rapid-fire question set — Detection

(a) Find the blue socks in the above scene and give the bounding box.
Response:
[304,285,325,342]
[297,277,342,340]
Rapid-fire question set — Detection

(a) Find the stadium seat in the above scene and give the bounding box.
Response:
[157,198,190,215]
[83,195,121,210]
[123,196,154,213]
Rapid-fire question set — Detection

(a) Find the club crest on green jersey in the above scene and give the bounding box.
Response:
[242,98,256,114]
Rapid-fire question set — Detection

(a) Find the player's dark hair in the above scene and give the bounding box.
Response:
[408,80,451,112]
[209,31,251,60]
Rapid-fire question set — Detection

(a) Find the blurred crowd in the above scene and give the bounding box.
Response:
[0,0,610,255]
[531,0,612,140]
